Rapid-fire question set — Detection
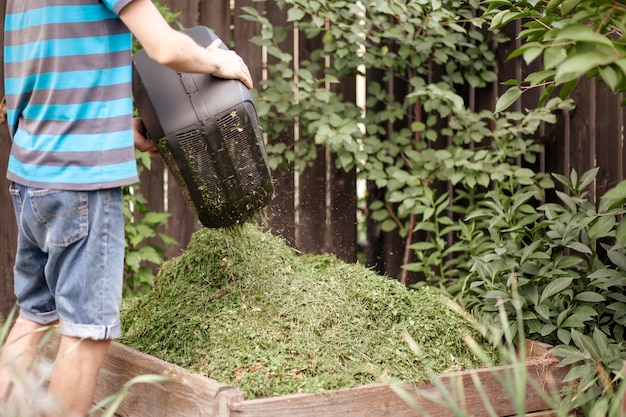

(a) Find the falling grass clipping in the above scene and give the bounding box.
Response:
[121,223,498,399]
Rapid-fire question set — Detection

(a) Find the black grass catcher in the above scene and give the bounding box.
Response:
[132,26,274,228]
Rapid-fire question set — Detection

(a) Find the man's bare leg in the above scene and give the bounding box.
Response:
[0,315,48,399]
[47,336,111,417]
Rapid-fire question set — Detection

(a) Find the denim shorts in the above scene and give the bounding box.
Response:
[9,183,125,340]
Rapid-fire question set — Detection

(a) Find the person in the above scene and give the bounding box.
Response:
[0,0,253,416]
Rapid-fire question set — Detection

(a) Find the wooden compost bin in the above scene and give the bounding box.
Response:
[94,340,568,417]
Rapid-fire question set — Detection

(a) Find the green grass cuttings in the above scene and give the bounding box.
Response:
[121,223,496,399]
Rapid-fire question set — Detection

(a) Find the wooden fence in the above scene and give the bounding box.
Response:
[1,1,625,319]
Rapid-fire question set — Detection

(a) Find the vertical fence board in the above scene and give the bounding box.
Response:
[595,84,623,196]
[296,33,328,254]
[0,131,15,320]
[166,0,200,29]
[496,21,522,100]
[165,171,201,254]
[199,0,230,39]
[372,58,418,280]
[234,0,263,68]
[0,0,16,320]
[326,54,358,261]
[297,149,328,253]
[620,94,626,184]
[329,159,357,263]
[0,125,15,320]
[364,63,398,277]
[138,159,176,260]
[265,1,296,246]
[140,160,165,215]
[569,78,596,187]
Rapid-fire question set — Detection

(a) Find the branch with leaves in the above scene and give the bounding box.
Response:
[489,0,626,112]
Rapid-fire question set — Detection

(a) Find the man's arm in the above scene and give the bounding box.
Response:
[119,0,253,89]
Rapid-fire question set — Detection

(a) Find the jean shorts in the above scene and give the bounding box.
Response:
[9,183,125,340]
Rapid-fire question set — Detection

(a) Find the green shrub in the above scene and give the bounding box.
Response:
[459,168,626,415]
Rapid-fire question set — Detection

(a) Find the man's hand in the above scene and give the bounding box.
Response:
[133,118,160,157]
[0,96,6,125]
[206,39,253,89]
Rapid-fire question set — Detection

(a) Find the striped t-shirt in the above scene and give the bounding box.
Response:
[4,0,139,190]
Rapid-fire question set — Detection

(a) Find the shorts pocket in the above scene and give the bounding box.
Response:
[9,184,22,222]
[29,189,89,247]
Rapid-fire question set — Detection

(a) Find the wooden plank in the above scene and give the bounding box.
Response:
[139,159,165,215]
[228,354,568,417]
[364,172,402,277]
[138,159,178,262]
[94,342,245,417]
[594,83,624,197]
[297,145,328,253]
[328,65,357,262]
[363,63,406,279]
[328,161,357,262]
[543,108,571,185]
[496,20,522,104]
[568,77,596,186]
[199,0,231,43]
[164,170,201,255]
[229,382,422,417]
[95,340,566,417]
[0,129,16,320]
[620,93,626,183]
[233,0,263,75]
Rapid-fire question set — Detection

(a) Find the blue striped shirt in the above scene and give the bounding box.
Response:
[4,0,138,190]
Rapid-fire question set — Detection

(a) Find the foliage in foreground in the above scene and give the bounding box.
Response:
[0,308,57,417]
[397,289,626,417]
[120,223,497,399]
[447,168,626,416]
[0,307,168,417]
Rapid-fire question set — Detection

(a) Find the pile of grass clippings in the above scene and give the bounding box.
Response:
[121,223,497,399]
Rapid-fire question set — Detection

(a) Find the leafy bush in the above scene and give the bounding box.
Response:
[458,168,626,415]
[385,93,567,286]
[122,185,176,296]
[396,290,570,417]
[242,0,506,174]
